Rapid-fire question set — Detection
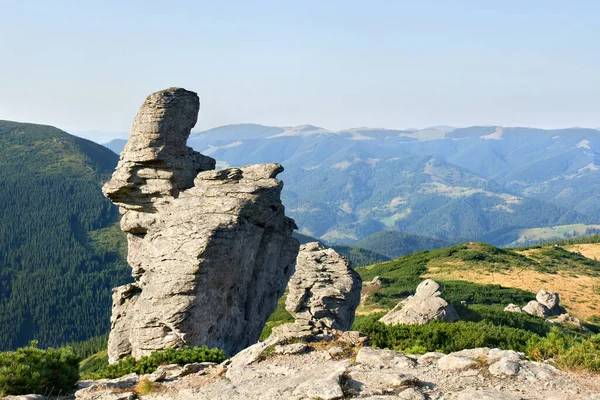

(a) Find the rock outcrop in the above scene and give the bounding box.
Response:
[379,279,460,325]
[103,88,299,362]
[504,303,522,313]
[507,289,566,319]
[76,343,600,400]
[285,242,362,332]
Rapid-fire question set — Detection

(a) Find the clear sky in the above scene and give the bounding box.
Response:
[1,0,599,141]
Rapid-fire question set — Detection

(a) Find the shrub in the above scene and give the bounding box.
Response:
[352,317,536,353]
[456,304,550,336]
[92,346,225,379]
[0,341,80,396]
[527,328,600,372]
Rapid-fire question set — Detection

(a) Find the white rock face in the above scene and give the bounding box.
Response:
[379,279,460,325]
[285,242,362,331]
[103,88,299,362]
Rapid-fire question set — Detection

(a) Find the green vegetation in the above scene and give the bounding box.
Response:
[84,346,225,379]
[0,121,131,350]
[527,328,600,372]
[260,296,294,341]
[66,334,108,360]
[353,230,450,259]
[0,341,80,396]
[353,317,536,354]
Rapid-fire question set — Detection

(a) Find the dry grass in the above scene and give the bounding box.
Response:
[565,244,600,261]
[424,266,600,320]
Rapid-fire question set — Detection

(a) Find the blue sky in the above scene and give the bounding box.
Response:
[1,0,599,141]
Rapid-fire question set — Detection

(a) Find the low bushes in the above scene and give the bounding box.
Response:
[90,346,226,379]
[0,341,80,396]
[527,328,600,372]
[352,316,536,353]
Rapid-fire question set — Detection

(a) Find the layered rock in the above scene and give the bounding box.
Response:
[103,88,299,362]
[285,242,362,332]
[379,279,460,325]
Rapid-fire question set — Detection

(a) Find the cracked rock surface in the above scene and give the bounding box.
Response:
[76,343,600,400]
[285,242,362,332]
[103,88,299,362]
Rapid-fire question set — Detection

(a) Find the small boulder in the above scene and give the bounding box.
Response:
[504,303,522,313]
[379,279,460,325]
[369,276,382,286]
[536,290,565,316]
[488,358,521,377]
[547,313,589,333]
[522,300,549,318]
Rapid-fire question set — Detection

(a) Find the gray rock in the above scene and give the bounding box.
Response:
[181,362,217,376]
[369,276,382,286]
[75,374,139,400]
[486,348,524,364]
[504,303,522,313]
[522,300,550,318]
[328,346,344,357]
[104,88,299,362]
[274,343,309,355]
[488,358,521,376]
[356,347,417,369]
[417,352,445,366]
[379,279,460,325]
[346,367,420,397]
[448,347,490,359]
[437,355,479,371]
[398,388,427,400]
[537,290,565,316]
[338,330,369,346]
[547,313,589,333]
[3,396,46,400]
[456,389,520,400]
[285,242,362,332]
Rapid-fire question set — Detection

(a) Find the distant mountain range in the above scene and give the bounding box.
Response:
[104,124,600,246]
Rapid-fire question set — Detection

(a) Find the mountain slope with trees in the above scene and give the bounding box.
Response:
[0,120,131,350]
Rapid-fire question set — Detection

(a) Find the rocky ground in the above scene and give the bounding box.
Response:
[70,332,600,400]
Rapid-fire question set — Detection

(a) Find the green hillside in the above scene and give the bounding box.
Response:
[356,241,600,322]
[0,120,131,350]
[354,230,451,258]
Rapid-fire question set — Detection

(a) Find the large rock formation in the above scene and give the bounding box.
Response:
[103,87,299,362]
[379,279,460,325]
[285,242,362,332]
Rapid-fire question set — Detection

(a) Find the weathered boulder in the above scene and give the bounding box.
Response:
[285,242,362,331]
[536,289,565,316]
[379,279,460,325]
[504,303,522,313]
[522,300,550,318]
[104,88,299,362]
[515,290,567,319]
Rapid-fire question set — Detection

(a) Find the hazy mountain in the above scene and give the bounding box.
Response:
[100,123,600,246]
[103,138,127,155]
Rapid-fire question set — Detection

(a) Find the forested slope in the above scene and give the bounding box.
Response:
[0,121,131,350]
